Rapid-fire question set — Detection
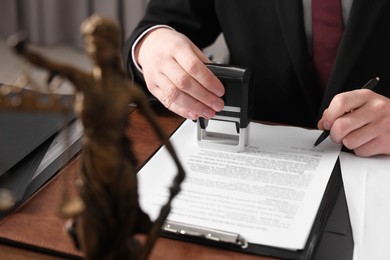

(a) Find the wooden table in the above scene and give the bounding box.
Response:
[0,105,273,260]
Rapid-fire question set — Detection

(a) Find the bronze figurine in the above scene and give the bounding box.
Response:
[3,14,185,259]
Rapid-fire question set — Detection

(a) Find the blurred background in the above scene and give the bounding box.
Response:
[0,0,147,85]
[0,0,226,87]
[0,0,146,48]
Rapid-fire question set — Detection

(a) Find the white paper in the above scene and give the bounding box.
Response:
[138,120,341,250]
[340,152,390,260]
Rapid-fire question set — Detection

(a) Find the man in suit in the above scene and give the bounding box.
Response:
[123,0,390,157]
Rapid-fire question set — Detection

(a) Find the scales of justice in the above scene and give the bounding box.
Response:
[0,14,185,260]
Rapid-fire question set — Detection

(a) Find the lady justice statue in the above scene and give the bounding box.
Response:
[5,14,185,259]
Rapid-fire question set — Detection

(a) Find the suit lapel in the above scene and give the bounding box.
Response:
[321,0,388,112]
[274,0,388,120]
[274,0,318,122]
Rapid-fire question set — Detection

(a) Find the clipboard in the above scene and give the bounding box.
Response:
[136,118,353,260]
[157,160,344,260]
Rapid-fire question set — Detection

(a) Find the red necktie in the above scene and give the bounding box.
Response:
[312,0,344,91]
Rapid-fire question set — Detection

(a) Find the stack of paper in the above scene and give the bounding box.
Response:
[138,120,341,250]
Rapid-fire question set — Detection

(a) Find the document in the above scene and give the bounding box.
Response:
[340,152,390,260]
[138,120,341,250]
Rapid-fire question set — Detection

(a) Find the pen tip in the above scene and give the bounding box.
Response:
[313,130,330,147]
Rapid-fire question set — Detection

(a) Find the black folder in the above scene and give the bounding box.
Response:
[0,111,66,176]
[0,83,83,219]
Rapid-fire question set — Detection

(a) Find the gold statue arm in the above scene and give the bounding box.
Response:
[132,86,184,177]
[130,85,185,259]
[7,32,86,91]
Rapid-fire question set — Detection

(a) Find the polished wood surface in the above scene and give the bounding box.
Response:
[0,105,273,260]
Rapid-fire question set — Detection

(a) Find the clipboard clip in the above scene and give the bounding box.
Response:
[162,220,248,248]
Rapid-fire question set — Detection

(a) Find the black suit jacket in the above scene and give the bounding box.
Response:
[124,0,390,128]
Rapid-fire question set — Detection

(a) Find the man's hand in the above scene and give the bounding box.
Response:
[134,28,225,120]
[318,89,390,156]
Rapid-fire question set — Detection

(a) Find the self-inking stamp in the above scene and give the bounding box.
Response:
[196,64,254,152]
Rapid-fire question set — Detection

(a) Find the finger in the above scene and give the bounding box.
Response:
[191,41,213,64]
[353,137,390,157]
[329,106,372,143]
[347,102,390,156]
[339,120,376,150]
[162,57,224,113]
[150,72,217,120]
[322,89,374,126]
[173,42,225,98]
[329,91,389,144]
[317,109,329,129]
[141,51,218,119]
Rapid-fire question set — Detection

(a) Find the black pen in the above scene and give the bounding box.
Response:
[313,77,380,147]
